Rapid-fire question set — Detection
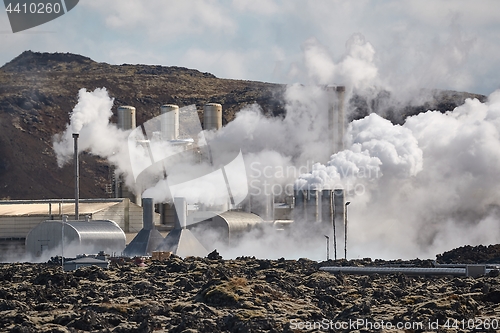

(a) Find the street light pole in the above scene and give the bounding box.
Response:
[345,201,350,260]
[324,235,330,261]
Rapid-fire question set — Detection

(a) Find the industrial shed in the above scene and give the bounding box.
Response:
[25,219,126,258]
[0,198,152,239]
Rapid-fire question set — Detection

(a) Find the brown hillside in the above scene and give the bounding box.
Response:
[0,51,286,200]
[0,51,486,200]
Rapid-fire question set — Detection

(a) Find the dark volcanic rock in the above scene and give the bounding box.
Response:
[437,244,500,264]
[0,250,499,332]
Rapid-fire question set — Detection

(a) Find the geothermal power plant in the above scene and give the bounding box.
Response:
[0,86,349,262]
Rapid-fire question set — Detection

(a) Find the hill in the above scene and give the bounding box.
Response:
[0,51,286,200]
[0,51,486,200]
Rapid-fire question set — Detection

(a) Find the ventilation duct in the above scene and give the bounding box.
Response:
[155,197,208,257]
[123,198,164,256]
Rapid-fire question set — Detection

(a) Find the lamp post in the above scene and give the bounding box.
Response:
[345,201,350,260]
[324,235,330,261]
[73,133,79,221]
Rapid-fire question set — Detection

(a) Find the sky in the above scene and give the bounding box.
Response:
[1,0,500,95]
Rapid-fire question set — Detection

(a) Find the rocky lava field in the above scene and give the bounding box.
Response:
[1,245,500,332]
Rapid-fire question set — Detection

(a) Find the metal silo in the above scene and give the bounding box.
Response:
[117,106,137,130]
[203,103,222,131]
[160,104,179,140]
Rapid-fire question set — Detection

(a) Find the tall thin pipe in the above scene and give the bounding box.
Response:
[345,201,350,260]
[73,133,79,220]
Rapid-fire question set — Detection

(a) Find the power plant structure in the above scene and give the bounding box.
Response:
[1,86,350,260]
[203,103,223,131]
[113,106,138,203]
[123,198,164,256]
[25,216,126,258]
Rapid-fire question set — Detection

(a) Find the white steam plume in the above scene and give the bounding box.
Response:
[51,29,497,261]
[295,92,500,259]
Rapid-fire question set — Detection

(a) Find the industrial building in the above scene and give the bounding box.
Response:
[25,216,126,258]
[0,86,348,260]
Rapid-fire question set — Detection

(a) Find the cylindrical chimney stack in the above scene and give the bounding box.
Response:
[305,189,321,223]
[160,104,179,140]
[327,86,346,154]
[116,106,137,202]
[73,133,79,220]
[203,103,222,131]
[142,198,154,230]
[117,106,136,130]
[293,189,306,223]
[333,189,345,248]
[335,86,346,153]
[321,189,333,225]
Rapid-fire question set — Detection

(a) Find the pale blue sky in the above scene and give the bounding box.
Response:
[1,0,499,95]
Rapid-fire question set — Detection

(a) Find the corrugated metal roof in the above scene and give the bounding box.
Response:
[66,220,126,241]
[0,202,120,217]
[217,211,263,233]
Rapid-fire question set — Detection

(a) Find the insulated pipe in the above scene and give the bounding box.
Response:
[73,133,79,220]
[320,266,490,278]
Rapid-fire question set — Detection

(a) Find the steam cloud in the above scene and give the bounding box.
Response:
[52,32,500,260]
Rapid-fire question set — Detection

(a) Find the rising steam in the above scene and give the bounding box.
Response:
[52,31,500,260]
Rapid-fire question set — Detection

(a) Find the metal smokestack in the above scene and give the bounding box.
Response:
[333,189,345,257]
[335,86,346,153]
[321,189,336,259]
[305,189,320,223]
[117,106,136,130]
[327,85,346,154]
[73,133,79,220]
[203,103,222,131]
[293,189,306,222]
[160,104,179,140]
[116,106,139,204]
[142,198,154,230]
[321,189,333,225]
